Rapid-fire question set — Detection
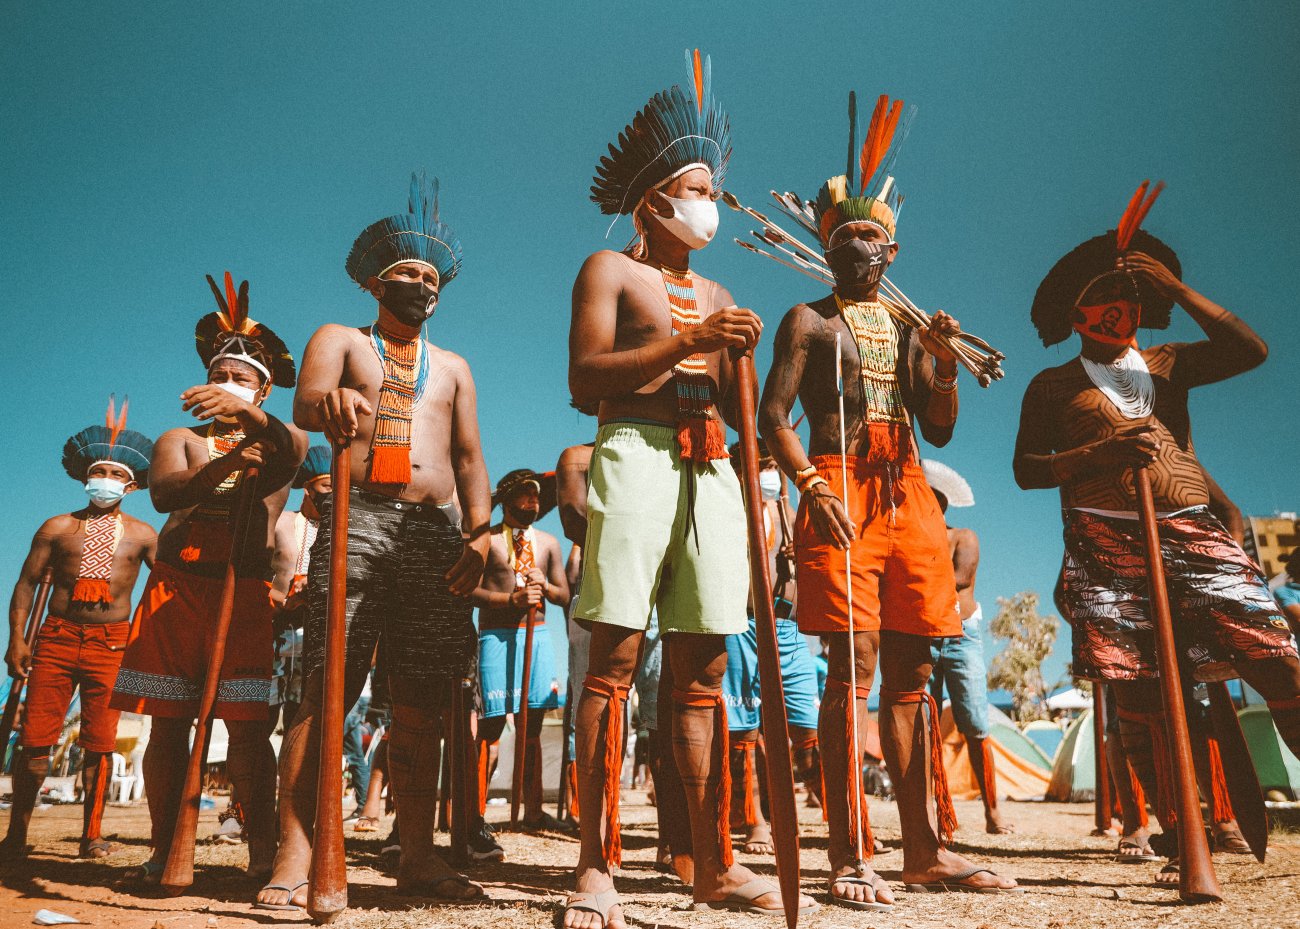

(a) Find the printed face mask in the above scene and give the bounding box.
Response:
[1073,271,1141,345]
[379,277,439,326]
[85,478,128,508]
[651,193,719,250]
[825,238,890,288]
[758,470,782,501]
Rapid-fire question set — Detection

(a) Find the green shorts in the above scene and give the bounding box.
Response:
[574,420,748,637]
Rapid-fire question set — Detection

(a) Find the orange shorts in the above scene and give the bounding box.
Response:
[795,456,960,637]
[22,617,129,754]
[109,562,273,721]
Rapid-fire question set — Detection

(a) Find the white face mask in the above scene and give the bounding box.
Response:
[212,381,262,421]
[758,470,782,501]
[85,478,128,508]
[650,193,719,250]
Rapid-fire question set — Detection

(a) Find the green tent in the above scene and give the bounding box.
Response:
[989,708,1054,772]
[1239,705,1300,799]
[1046,709,1096,802]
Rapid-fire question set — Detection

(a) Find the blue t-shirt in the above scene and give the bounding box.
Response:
[1275,581,1300,610]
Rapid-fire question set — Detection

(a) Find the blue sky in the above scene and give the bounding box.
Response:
[2,3,1297,689]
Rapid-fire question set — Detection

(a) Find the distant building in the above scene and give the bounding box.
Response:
[1245,513,1299,582]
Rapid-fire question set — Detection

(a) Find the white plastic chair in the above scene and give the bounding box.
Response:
[108,752,136,802]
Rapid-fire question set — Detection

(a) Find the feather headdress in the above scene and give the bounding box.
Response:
[347,172,463,289]
[813,92,916,245]
[293,445,332,489]
[1031,181,1179,347]
[195,272,297,387]
[62,395,155,487]
[590,49,732,216]
[921,459,975,508]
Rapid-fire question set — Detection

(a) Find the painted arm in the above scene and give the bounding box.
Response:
[446,360,492,597]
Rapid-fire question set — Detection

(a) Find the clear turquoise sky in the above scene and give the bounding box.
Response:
[3,3,1297,688]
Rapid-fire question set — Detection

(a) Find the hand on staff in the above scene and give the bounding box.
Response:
[1119,251,1183,298]
[807,487,856,550]
[1094,423,1161,469]
[688,306,763,354]
[511,583,544,610]
[917,310,961,364]
[229,437,272,471]
[446,537,489,598]
[5,638,32,680]
[316,388,374,444]
[181,384,269,432]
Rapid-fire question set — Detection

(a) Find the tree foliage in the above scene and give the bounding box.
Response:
[987,591,1060,722]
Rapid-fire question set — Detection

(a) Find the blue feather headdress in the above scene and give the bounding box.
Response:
[590,49,732,217]
[346,173,464,289]
[62,396,154,487]
[294,445,332,488]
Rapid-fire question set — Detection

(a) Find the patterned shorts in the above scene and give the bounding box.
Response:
[1058,506,1297,682]
[302,489,476,705]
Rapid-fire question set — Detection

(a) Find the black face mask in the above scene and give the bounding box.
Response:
[378,278,438,326]
[505,503,539,527]
[825,238,890,288]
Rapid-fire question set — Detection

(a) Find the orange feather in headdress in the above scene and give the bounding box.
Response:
[692,48,704,115]
[1116,180,1164,251]
[859,96,903,195]
[106,395,129,448]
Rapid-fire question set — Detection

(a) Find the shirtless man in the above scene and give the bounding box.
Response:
[2,407,156,860]
[469,469,569,846]
[563,51,814,929]
[1015,182,1300,885]
[758,94,1018,909]
[259,173,491,909]
[110,276,306,883]
[921,459,1011,835]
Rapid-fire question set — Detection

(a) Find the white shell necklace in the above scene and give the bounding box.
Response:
[1081,348,1153,420]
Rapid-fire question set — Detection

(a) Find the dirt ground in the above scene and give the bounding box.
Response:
[1,790,1297,929]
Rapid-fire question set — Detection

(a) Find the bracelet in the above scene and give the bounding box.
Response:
[796,468,822,493]
[933,368,958,394]
[803,476,830,494]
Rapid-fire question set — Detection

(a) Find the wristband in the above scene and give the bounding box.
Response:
[804,476,830,494]
[796,468,822,493]
[933,368,958,394]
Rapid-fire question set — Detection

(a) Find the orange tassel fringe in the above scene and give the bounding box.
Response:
[674,689,733,868]
[477,741,490,818]
[70,578,111,605]
[676,417,729,464]
[884,688,958,847]
[828,679,874,855]
[566,761,581,819]
[735,740,758,826]
[1206,736,1235,823]
[980,737,999,809]
[369,446,412,485]
[585,675,630,867]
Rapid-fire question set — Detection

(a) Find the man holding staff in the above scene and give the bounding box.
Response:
[1014,181,1300,885]
[564,49,813,929]
[259,173,491,908]
[110,276,305,883]
[470,468,569,842]
[758,93,1018,907]
[2,403,156,860]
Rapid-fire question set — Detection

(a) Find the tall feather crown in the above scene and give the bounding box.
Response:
[195,272,297,387]
[1031,181,1180,347]
[62,395,155,487]
[294,445,332,489]
[590,49,732,215]
[346,172,463,289]
[813,92,916,245]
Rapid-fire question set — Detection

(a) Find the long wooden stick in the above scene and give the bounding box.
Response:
[1207,680,1267,861]
[510,606,539,829]
[447,675,472,867]
[735,351,802,929]
[308,445,350,922]
[162,466,261,893]
[1091,681,1113,836]
[0,568,54,754]
[1133,467,1220,902]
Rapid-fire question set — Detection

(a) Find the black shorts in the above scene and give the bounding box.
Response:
[302,488,476,703]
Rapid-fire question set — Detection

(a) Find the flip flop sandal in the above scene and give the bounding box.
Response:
[351,816,381,833]
[1213,830,1254,855]
[693,878,819,915]
[79,838,122,859]
[1115,839,1162,863]
[253,880,308,911]
[559,888,620,929]
[114,859,164,888]
[828,873,893,911]
[905,867,1025,894]
[1153,862,1180,888]
[396,873,485,903]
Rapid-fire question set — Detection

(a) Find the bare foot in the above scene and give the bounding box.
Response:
[902,849,1019,890]
[396,852,484,901]
[742,821,775,855]
[985,809,1015,835]
[1115,828,1158,861]
[564,867,625,929]
[694,862,816,912]
[829,862,895,908]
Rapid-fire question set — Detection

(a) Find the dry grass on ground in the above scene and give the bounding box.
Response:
[2,790,1298,929]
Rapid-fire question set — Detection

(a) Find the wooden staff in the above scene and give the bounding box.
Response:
[307,445,350,922]
[161,466,261,893]
[556,686,574,822]
[1091,680,1113,836]
[447,675,472,867]
[0,567,54,754]
[1207,680,1267,861]
[437,709,453,831]
[735,350,802,929]
[1133,467,1220,902]
[510,604,540,829]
